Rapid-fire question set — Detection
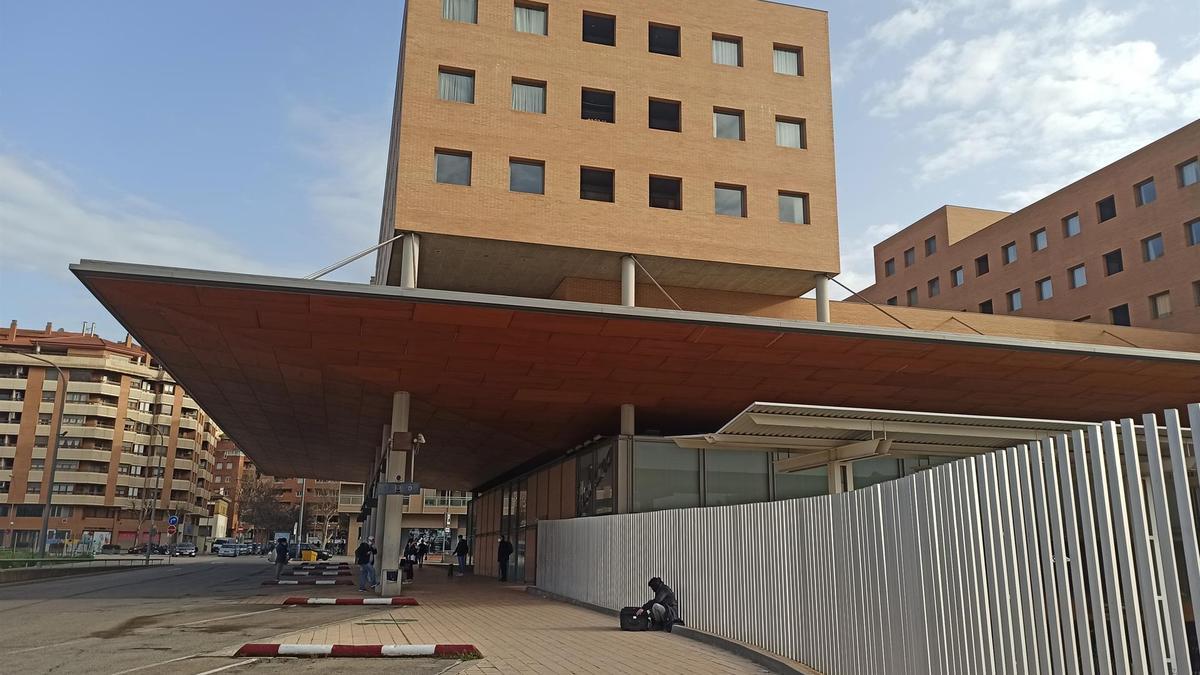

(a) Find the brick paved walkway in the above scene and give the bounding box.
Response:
[267,566,770,674]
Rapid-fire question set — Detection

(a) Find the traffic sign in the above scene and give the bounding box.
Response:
[166,525,178,535]
[167,515,180,526]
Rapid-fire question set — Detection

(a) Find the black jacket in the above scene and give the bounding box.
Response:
[497,539,514,561]
[641,582,679,622]
[354,542,376,565]
[274,541,289,562]
[454,540,469,556]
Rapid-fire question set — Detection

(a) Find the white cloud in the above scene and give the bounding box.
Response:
[0,154,263,279]
[867,2,945,47]
[830,222,905,299]
[867,6,1196,188]
[288,105,388,243]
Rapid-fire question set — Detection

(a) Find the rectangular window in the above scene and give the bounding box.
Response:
[775,117,806,149]
[1036,277,1053,301]
[1110,304,1131,326]
[580,167,614,202]
[1187,218,1200,246]
[906,288,918,306]
[633,440,699,512]
[712,35,742,66]
[1149,291,1171,319]
[886,297,898,306]
[704,450,768,506]
[1069,264,1087,289]
[1194,281,1200,307]
[582,12,615,46]
[1002,242,1018,265]
[778,191,808,224]
[884,259,896,277]
[924,236,937,256]
[1134,178,1157,206]
[650,176,683,210]
[1179,157,1199,187]
[27,483,41,494]
[511,79,546,113]
[903,248,916,267]
[951,267,964,287]
[1063,212,1081,237]
[581,88,615,123]
[773,45,802,75]
[975,254,989,276]
[714,184,746,217]
[1142,233,1165,261]
[514,2,547,35]
[713,108,744,140]
[648,98,681,132]
[648,23,680,56]
[927,277,940,298]
[1031,228,1048,252]
[979,299,994,314]
[434,150,472,186]
[438,68,474,103]
[1007,289,1023,312]
[442,0,477,23]
[1104,249,1124,275]
[1097,195,1117,222]
[509,159,545,194]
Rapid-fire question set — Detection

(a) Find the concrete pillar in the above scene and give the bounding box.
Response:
[378,392,410,595]
[400,233,420,289]
[620,256,636,307]
[616,404,635,513]
[815,275,830,323]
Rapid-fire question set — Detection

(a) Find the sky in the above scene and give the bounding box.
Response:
[2,0,1198,339]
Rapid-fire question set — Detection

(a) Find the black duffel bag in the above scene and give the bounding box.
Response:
[619,606,651,631]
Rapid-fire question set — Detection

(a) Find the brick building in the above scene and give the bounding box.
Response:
[0,321,220,551]
[859,121,1200,332]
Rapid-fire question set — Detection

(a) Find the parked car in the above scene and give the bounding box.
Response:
[217,544,239,557]
[171,543,197,557]
[127,543,167,555]
[210,538,233,554]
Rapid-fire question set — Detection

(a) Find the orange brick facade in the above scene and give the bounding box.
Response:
[860,121,1200,333]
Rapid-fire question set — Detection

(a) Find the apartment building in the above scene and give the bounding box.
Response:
[375,0,838,305]
[0,322,220,552]
[211,438,257,533]
[860,121,1200,332]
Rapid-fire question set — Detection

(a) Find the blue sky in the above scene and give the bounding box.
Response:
[2,0,1198,338]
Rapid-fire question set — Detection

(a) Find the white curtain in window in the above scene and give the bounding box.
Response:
[773,49,800,75]
[776,120,803,148]
[439,71,474,103]
[442,0,477,23]
[514,6,547,35]
[512,82,546,113]
[712,39,740,66]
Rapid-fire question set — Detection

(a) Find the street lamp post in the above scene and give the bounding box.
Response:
[8,520,14,553]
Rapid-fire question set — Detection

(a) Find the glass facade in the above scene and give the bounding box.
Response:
[633,440,700,511]
[704,449,769,506]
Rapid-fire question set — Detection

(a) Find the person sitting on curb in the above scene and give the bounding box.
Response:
[636,577,681,632]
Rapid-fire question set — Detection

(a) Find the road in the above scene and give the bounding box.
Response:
[0,556,452,675]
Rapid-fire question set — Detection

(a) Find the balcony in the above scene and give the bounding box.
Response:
[0,422,19,436]
[62,402,118,419]
[64,381,123,398]
[423,496,472,509]
[0,377,30,389]
[57,448,112,463]
[178,416,198,430]
[0,400,23,413]
[54,494,107,506]
[55,470,110,485]
[72,426,115,441]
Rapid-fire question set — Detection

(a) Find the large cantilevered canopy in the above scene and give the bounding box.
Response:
[71,260,1200,489]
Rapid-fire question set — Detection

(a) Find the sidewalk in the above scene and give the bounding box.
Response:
[265,566,770,674]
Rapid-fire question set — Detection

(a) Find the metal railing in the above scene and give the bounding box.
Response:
[538,403,1200,675]
[423,496,471,508]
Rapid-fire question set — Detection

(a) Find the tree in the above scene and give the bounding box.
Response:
[309,487,341,547]
[237,478,295,540]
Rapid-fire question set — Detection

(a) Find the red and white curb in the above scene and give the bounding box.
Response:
[263,579,353,586]
[283,571,352,577]
[283,597,419,606]
[234,643,480,658]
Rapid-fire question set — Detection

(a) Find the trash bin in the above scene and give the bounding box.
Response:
[301,549,317,562]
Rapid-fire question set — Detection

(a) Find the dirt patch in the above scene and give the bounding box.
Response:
[88,612,175,639]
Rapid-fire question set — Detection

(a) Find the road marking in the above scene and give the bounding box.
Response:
[176,607,282,627]
[5,637,91,654]
[192,658,257,675]
[108,653,203,675]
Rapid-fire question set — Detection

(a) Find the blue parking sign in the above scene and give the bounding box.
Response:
[167,515,179,526]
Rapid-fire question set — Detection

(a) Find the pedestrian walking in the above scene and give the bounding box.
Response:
[497,535,514,582]
[454,537,469,576]
[417,538,429,568]
[273,538,290,580]
[355,536,378,592]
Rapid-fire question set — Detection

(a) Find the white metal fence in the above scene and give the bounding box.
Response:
[537,404,1200,675]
